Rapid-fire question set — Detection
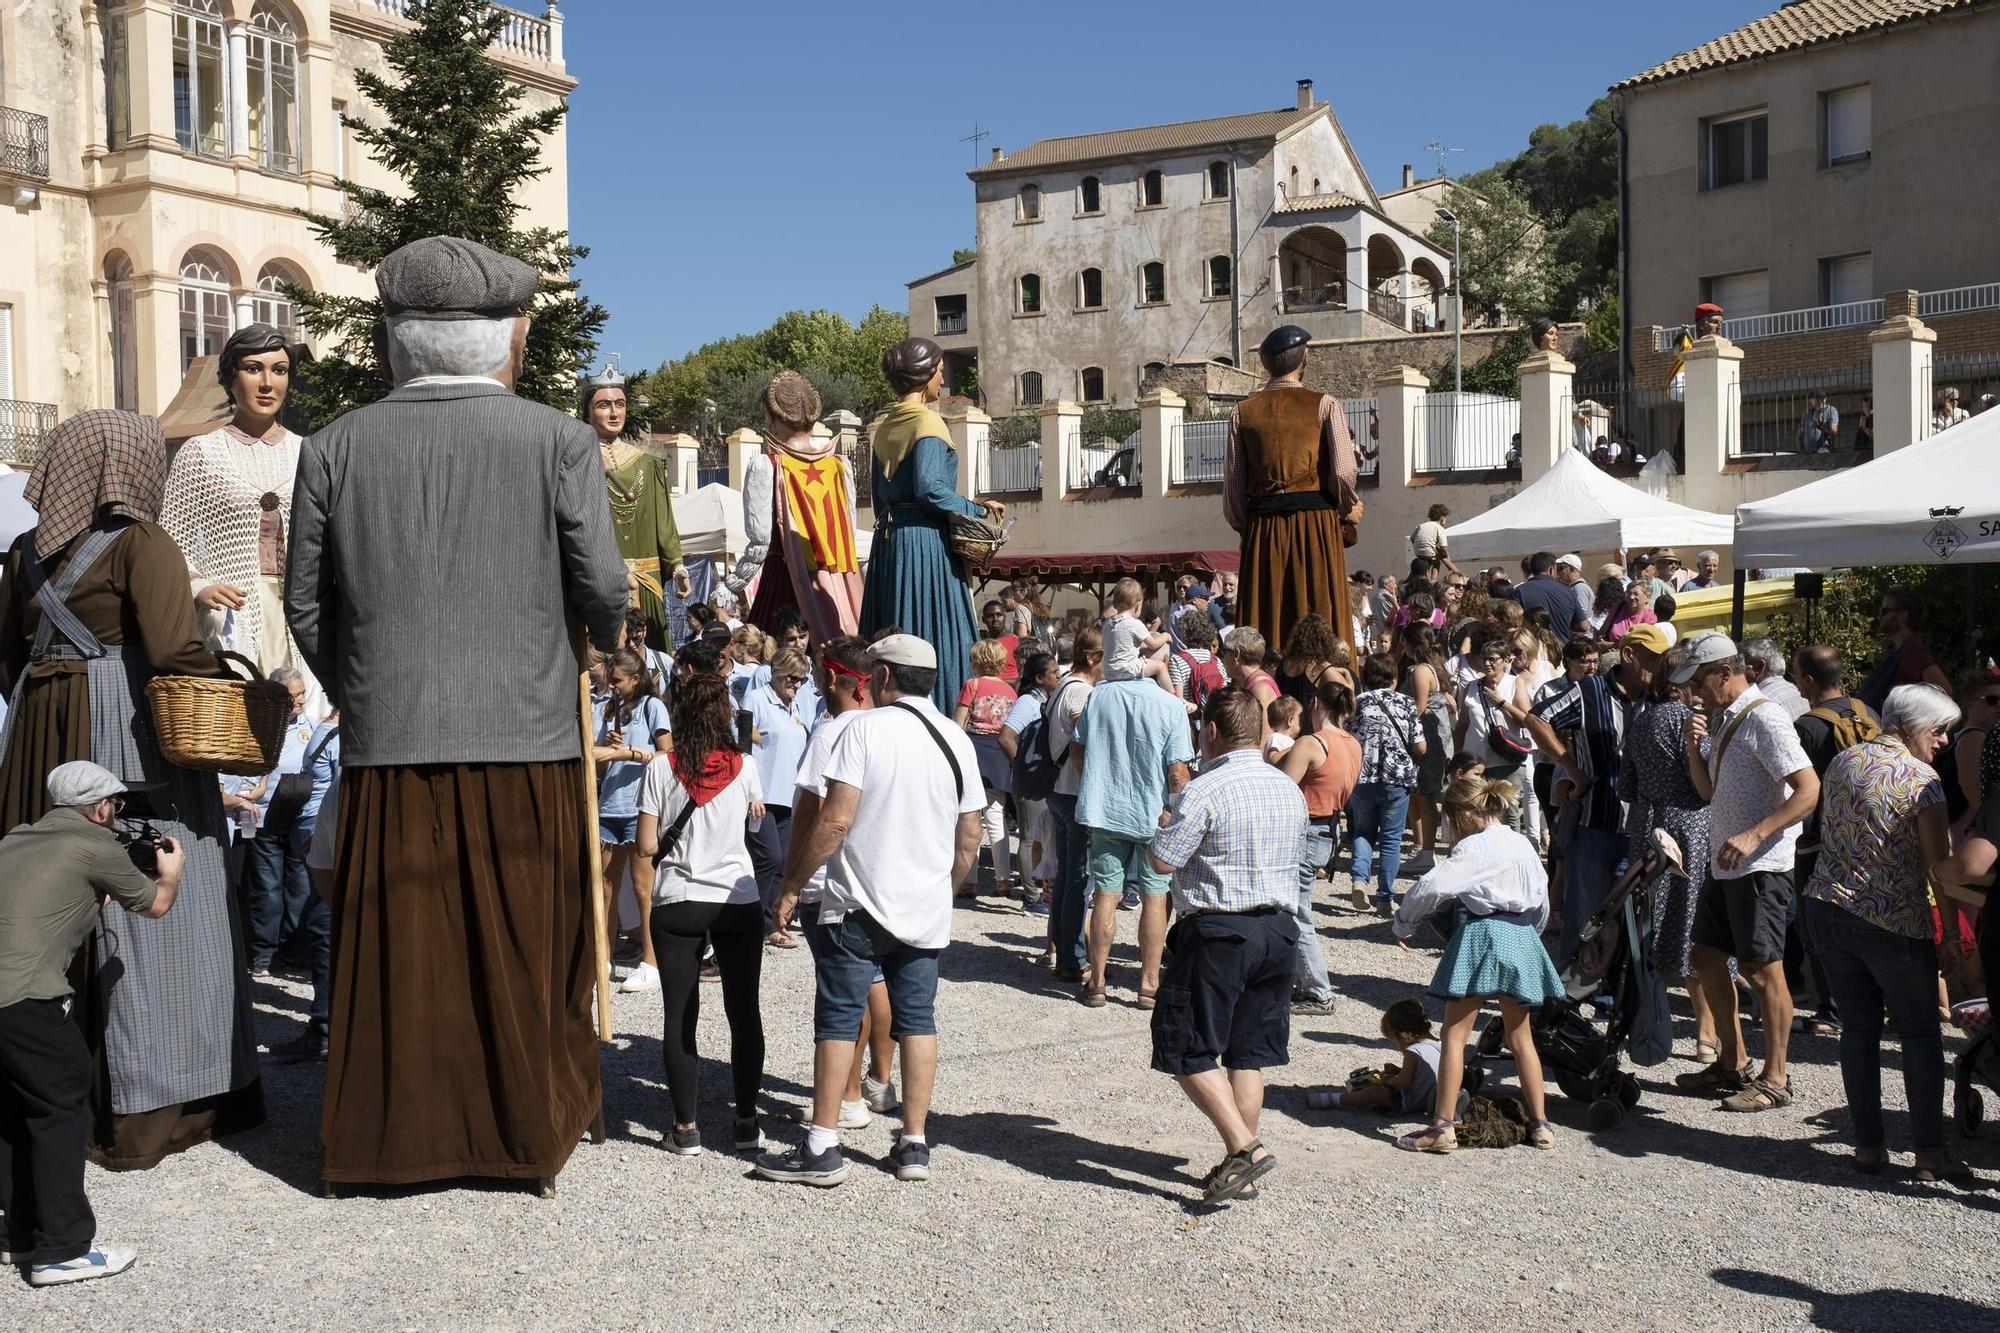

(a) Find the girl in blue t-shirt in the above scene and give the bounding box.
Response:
[594,649,673,993]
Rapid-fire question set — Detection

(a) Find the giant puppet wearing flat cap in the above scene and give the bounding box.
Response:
[1224,325,1361,651]
[579,359,689,646]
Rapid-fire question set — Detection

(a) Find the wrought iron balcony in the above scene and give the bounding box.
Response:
[1,106,52,182]
[0,398,59,464]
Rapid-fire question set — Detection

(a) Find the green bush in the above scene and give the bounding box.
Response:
[992,412,1041,448]
[1763,565,2000,691]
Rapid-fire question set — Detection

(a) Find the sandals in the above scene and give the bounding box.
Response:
[1136,988,1157,1011]
[1394,1119,1457,1154]
[1852,1148,1887,1177]
[1719,1075,1793,1113]
[1801,1016,1842,1037]
[1691,1040,1720,1065]
[1528,1118,1555,1150]
[1201,1139,1278,1202]
[1673,1059,1752,1094]
[1911,1156,1978,1187]
[1080,985,1107,1009]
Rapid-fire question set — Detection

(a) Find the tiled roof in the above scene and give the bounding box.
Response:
[969,106,1322,178]
[1614,0,1980,89]
[1272,190,1363,214]
[906,258,975,288]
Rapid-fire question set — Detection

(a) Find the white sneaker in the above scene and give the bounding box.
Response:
[617,962,660,993]
[863,1075,899,1114]
[837,1099,872,1129]
[30,1245,137,1286]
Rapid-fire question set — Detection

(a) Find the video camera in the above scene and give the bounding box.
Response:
[113,817,168,875]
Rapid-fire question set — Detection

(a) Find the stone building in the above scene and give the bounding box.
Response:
[0,0,573,453]
[907,80,1451,414]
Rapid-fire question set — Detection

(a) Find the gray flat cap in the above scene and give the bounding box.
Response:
[376,236,538,321]
[47,760,127,808]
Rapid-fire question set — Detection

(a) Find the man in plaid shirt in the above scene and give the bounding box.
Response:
[1147,688,1305,1204]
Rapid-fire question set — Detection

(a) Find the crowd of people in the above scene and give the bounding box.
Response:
[1,235,1994,1291]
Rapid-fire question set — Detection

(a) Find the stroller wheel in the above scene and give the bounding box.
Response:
[1956,1086,1984,1138]
[1586,1098,1624,1132]
[1617,1075,1642,1109]
[1557,1074,1591,1104]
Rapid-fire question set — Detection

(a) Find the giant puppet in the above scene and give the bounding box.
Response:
[580,362,689,646]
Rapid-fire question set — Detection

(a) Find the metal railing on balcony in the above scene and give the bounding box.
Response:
[1367,290,1408,327]
[935,312,969,336]
[1654,298,1884,350]
[1282,285,1346,315]
[0,398,59,464]
[0,106,52,181]
[1917,282,2000,320]
[364,1,558,63]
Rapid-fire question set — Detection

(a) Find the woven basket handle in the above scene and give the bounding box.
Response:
[216,650,268,684]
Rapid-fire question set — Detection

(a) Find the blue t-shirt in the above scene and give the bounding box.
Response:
[1002,689,1045,739]
[746,683,813,808]
[729,661,771,705]
[597,694,671,818]
[255,714,319,816]
[1073,680,1197,842]
[297,721,342,834]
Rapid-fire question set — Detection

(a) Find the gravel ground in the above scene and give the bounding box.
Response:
[7,871,1999,1331]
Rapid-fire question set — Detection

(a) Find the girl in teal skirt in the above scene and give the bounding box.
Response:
[1390,776,1561,1153]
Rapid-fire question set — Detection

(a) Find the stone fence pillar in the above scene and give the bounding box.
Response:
[1869,313,1935,457]
[1372,367,1429,487]
[1039,400,1080,506]
[1517,350,1574,483]
[946,406,991,497]
[726,427,762,491]
[1681,335,1744,476]
[1138,387,1185,499]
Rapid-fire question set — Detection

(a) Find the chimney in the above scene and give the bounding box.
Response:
[1402,164,1414,189]
[990,147,1004,163]
[1296,79,1313,110]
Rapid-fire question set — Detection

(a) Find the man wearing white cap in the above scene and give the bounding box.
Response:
[0,762,183,1286]
[1554,554,1593,632]
[757,634,983,1187]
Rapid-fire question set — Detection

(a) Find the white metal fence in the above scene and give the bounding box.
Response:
[978,443,1041,495]
[1917,282,2000,320]
[1416,392,1519,472]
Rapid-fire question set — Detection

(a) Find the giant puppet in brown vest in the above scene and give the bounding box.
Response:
[1224,324,1360,652]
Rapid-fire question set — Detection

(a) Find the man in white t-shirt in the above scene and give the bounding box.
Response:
[756,634,983,1189]
[1671,632,1819,1116]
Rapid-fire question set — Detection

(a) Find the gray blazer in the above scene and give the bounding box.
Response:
[285,380,628,768]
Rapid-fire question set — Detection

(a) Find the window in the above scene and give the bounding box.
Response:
[1206,255,1232,299]
[1140,169,1163,207]
[173,0,227,158]
[179,248,233,373]
[253,262,303,334]
[1822,253,1873,307]
[1215,356,1234,368]
[1311,177,1321,193]
[101,1,131,149]
[1019,371,1043,407]
[1207,161,1229,199]
[246,3,300,173]
[1017,273,1042,315]
[1078,267,1103,310]
[1824,85,1871,165]
[933,294,967,335]
[1705,109,1767,189]
[1289,165,1299,196]
[1139,261,1166,305]
[1704,269,1770,320]
[1140,361,1166,394]
[1080,367,1105,403]
[106,255,137,411]
[0,304,13,400]
[1018,183,1041,222]
[1078,175,1101,214]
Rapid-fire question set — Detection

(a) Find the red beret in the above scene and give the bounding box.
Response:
[1694,303,1724,317]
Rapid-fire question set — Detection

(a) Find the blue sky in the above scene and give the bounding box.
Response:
[564,0,1775,371]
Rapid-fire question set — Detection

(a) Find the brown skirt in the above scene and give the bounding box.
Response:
[1238,508,1352,655]
[320,760,600,1185]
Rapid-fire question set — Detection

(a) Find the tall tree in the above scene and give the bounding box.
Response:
[644,306,910,433]
[1465,97,1621,318]
[286,0,604,428]
[1426,178,1566,325]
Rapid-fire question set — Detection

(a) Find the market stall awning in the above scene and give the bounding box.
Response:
[1444,446,1734,561]
[1735,412,2000,568]
[980,548,1239,584]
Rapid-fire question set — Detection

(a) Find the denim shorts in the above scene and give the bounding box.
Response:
[598,812,638,846]
[812,909,941,1042]
[798,901,884,986]
[1088,830,1171,897]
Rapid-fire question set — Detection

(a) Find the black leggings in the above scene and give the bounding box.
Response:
[649,899,766,1127]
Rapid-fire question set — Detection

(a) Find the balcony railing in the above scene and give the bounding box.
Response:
[1368,291,1409,327]
[0,398,59,464]
[1,106,51,181]
[1917,282,2000,320]
[1653,298,1884,350]
[363,1,560,64]
[935,312,969,336]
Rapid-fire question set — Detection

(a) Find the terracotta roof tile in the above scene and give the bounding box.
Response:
[969,106,1322,178]
[1272,190,1363,214]
[1614,0,1980,89]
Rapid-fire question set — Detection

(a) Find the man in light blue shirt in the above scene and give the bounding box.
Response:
[1072,679,1194,1007]
[273,713,341,1061]
[246,668,314,974]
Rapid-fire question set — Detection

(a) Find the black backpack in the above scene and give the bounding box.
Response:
[1012,678,1082,802]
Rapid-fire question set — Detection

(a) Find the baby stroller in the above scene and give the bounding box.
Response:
[1476,830,1683,1131]
[1951,999,1997,1138]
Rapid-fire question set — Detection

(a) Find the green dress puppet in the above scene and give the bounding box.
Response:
[582,364,688,644]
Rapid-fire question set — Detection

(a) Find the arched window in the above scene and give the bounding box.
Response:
[1018,183,1041,221]
[1018,273,1042,315]
[1289,166,1299,194]
[1019,371,1043,407]
[1142,360,1166,382]
[179,247,233,372]
[1216,356,1235,368]
[1140,169,1163,207]
[1206,255,1232,298]
[1080,368,1105,403]
[106,255,138,411]
[253,261,305,335]
[1139,261,1166,305]
[1207,161,1229,199]
[246,3,300,173]
[173,0,227,157]
[1311,177,1321,194]
[1079,175,1101,214]
[1078,267,1103,310]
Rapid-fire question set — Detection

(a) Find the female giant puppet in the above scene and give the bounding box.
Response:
[725,370,863,642]
[581,363,690,642]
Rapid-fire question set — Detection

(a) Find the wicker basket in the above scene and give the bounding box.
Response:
[948,513,1009,576]
[147,651,290,776]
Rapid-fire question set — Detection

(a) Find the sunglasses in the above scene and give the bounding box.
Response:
[779,674,808,686]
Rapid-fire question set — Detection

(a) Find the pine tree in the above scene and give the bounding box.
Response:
[286,0,603,428]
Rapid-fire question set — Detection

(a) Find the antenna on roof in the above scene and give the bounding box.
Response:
[1422,137,1463,180]
[960,123,991,169]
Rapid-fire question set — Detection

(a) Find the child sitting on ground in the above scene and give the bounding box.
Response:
[1313,1000,1443,1117]
[1100,577,1175,692]
[1263,696,1303,761]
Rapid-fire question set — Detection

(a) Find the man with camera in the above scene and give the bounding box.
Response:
[0,762,184,1286]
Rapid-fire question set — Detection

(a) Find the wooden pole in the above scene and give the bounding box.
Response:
[580,672,612,1043]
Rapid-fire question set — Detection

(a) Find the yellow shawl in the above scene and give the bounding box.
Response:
[870,400,951,480]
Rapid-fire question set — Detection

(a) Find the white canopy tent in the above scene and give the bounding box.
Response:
[1442,446,1734,561]
[1735,411,2000,568]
